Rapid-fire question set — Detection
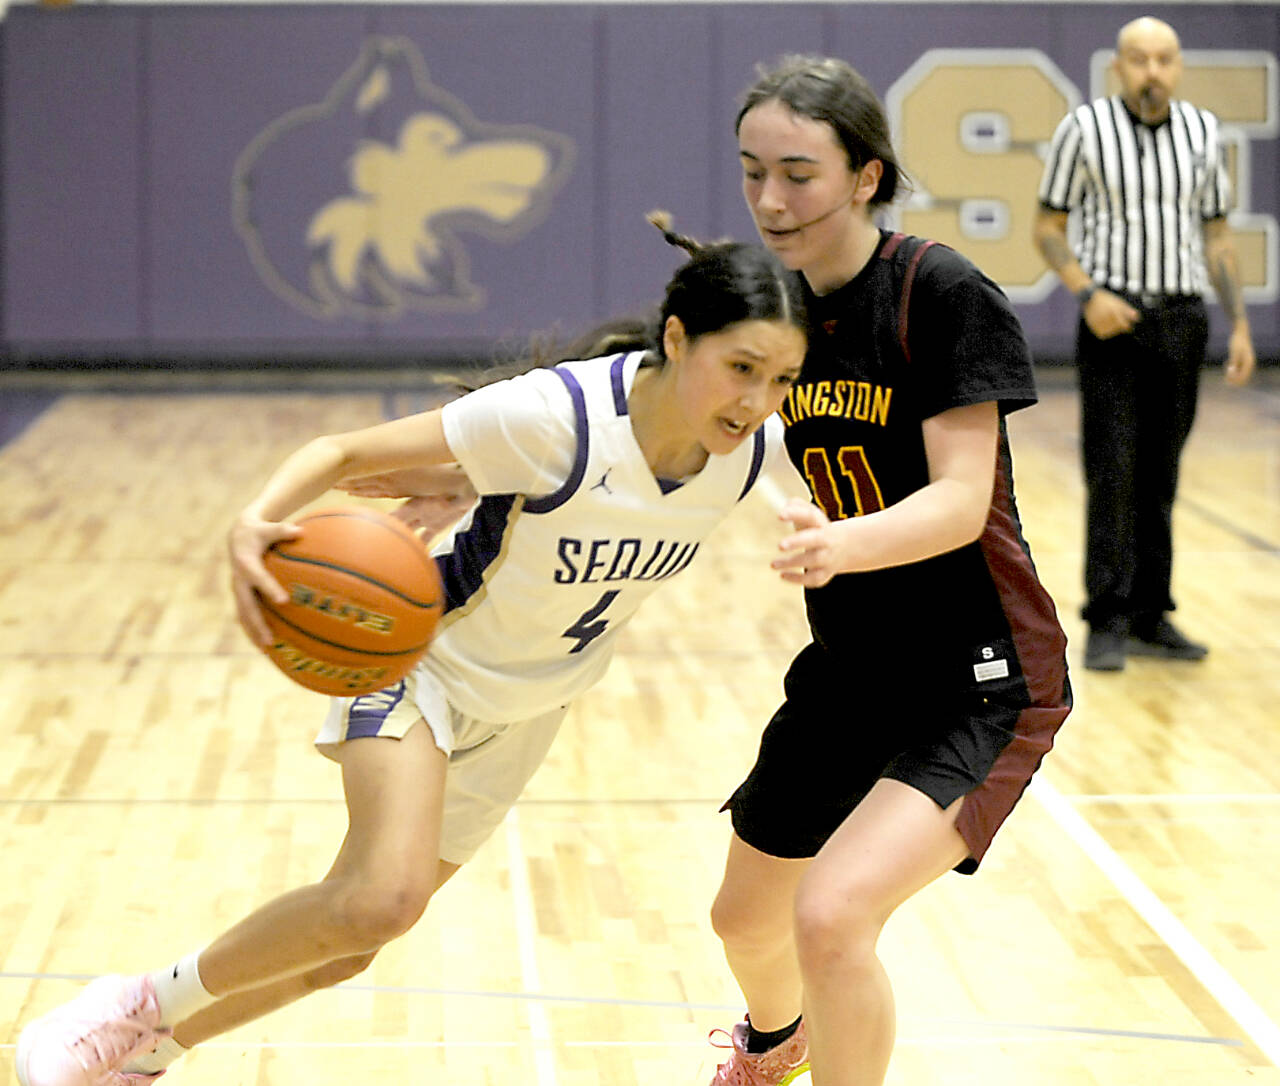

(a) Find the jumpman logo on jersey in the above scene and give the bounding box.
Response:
[591,469,614,495]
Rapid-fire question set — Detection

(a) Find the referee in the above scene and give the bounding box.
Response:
[1033,15,1256,672]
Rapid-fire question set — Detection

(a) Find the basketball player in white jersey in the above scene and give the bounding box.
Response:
[14,220,809,1086]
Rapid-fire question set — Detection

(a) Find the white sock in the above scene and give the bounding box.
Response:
[123,1033,189,1075]
[148,951,218,1027]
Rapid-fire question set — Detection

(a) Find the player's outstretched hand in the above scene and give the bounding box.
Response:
[228,513,302,647]
[773,498,846,588]
[339,464,476,540]
[392,494,474,538]
[338,464,475,502]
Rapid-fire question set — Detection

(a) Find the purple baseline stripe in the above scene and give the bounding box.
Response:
[344,680,407,739]
[523,365,588,514]
[0,391,59,449]
[737,427,767,501]
[609,352,630,416]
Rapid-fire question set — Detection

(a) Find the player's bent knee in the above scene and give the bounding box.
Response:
[792,880,883,970]
[711,887,793,950]
[331,880,434,947]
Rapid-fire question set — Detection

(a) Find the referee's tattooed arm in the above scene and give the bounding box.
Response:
[1203,216,1256,386]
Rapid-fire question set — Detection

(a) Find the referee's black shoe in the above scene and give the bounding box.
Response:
[1128,619,1208,661]
[1084,628,1127,671]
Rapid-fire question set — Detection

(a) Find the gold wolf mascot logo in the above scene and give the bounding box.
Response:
[233,37,575,318]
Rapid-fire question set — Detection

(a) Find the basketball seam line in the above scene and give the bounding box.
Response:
[269,552,441,609]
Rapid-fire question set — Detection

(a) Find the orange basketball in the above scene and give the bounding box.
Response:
[258,506,445,696]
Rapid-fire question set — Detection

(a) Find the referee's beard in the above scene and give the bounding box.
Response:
[1135,84,1171,123]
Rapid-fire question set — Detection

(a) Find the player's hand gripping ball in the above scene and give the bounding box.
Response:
[258,507,444,696]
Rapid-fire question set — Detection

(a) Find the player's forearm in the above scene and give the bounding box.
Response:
[247,413,456,522]
[244,435,353,522]
[860,478,991,568]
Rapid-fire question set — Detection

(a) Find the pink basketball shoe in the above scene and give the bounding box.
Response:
[16,975,168,1086]
[708,1019,809,1086]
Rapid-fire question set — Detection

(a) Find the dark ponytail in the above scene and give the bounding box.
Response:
[645,210,808,359]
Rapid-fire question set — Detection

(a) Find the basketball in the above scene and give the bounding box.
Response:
[258,506,445,696]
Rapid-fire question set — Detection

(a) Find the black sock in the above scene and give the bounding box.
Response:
[745,1014,802,1054]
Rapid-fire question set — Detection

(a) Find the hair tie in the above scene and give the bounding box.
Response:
[646,209,703,256]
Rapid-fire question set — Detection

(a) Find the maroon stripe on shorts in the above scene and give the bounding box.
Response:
[956,436,1071,870]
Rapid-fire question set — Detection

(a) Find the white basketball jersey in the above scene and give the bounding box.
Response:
[421,351,783,723]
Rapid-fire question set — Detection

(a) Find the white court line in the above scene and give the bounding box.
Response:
[1029,776,1280,1066]
[504,808,559,1086]
[1070,793,1280,805]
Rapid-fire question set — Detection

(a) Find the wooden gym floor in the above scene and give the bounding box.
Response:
[0,364,1276,1085]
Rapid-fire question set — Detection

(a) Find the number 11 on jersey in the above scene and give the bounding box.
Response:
[802,446,886,519]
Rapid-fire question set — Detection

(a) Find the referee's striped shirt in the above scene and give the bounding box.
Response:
[1038,95,1231,297]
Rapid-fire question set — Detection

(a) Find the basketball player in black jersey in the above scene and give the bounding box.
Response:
[704,55,1072,1086]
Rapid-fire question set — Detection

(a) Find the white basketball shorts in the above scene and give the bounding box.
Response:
[316,668,568,864]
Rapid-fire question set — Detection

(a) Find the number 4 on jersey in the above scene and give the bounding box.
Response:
[562,590,621,653]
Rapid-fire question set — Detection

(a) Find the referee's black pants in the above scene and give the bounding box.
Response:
[1075,295,1208,635]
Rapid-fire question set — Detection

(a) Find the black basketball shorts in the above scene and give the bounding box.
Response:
[723,641,1023,865]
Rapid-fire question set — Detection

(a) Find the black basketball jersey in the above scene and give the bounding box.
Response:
[781,231,1061,693]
